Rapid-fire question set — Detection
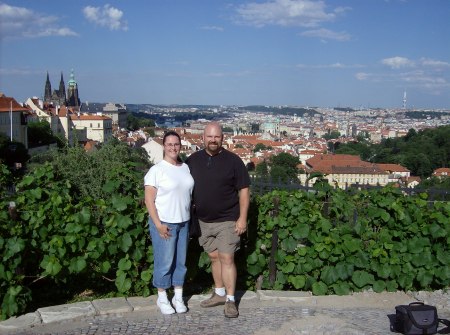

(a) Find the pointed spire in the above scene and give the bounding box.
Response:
[58,71,66,104]
[44,71,52,102]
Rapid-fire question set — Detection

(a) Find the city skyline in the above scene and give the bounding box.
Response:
[1,0,449,109]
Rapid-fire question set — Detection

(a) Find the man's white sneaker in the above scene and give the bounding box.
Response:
[172,297,187,313]
[157,299,175,315]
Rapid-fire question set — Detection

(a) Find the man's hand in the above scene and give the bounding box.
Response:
[235,218,247,236]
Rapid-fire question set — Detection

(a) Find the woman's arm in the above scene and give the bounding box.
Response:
[144,185,171,238]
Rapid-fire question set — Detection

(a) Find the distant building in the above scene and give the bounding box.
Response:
[44,69,80,110]
[433,168,450,178]
[66,69,81,109]
[377,163,410,184]
[102,103,128,129]
[70,113,113,143]
[142,138,164,164]
[305,154,389,188]
[44,72,66,106]
[25,97,113,145]
[0,93,28,148]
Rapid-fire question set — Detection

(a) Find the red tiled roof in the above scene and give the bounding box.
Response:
[378,163,410,173]
[433,168,450,176]
[306,154,386,175]
[0,96,28,112]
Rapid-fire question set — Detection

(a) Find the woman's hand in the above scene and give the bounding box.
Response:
[157,224,172,239]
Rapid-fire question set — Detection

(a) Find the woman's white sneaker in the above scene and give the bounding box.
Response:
[172,297,187,313]
[157,299,175,315]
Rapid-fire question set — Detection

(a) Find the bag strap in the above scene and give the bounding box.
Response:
[409,302,425,307]
[439,318,450,327]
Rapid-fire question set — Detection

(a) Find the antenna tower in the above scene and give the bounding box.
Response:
[402,90,407,110]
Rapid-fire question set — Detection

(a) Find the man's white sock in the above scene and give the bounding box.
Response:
[226,295,235,302]
[215,287,226,296]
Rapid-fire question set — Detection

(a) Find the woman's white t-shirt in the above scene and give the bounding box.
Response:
[144,160,194,223]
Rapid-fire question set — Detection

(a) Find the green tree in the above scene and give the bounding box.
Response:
[143,127,155,137]
[253,143,267,153]
[404,153,433,178]
[0,133,29,174]
[127,114,155,131]
[419,176,450,190]
[0,163,11,195]
[255,160,268,177]
[32,139,150,200]
[269,152,299,183]
[27,120,56,147]
[322,130,340,140]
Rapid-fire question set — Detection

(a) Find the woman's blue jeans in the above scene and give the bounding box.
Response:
[148,218,189,289]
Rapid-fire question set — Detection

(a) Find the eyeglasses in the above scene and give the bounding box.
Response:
[207,155,212,169]
[165,143,181,148]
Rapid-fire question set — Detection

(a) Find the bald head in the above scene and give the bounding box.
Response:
[204,122,222,136]
[203,122,223,155]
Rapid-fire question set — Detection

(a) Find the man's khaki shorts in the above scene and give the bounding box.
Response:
[198,220,240,254]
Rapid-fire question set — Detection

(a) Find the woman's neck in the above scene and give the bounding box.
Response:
[164,157,180,165]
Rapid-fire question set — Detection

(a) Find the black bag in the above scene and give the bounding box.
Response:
[189,204,201,238]
[393,302,450,335]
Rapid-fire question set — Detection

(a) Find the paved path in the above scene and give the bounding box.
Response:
[1,290,449,335]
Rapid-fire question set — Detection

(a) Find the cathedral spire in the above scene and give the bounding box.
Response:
[44,71,52,102]
[58,71,67,105]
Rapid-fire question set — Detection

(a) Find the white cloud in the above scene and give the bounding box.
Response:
[0,67,38,76]
[420,58,450,68]
[297,62,363,69]
[300,28,350,41]
[0,2,78,39]
[234,0,348,28]
[83,5,128,31]
[381,56,415,69]
[356,68,449,94]
[355,72,370,80]
[200,25,224,32]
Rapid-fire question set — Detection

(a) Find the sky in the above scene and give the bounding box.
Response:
[0,0,449,109]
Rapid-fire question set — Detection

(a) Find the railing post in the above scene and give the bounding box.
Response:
[269,196,280,286]
[8,201,17,220]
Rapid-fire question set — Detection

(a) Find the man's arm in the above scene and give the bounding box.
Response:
[235,187,250,235]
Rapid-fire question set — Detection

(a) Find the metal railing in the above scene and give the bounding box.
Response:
[249,175,450,201]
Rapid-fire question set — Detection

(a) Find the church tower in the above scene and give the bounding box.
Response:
[44,72,52,103]
[58,72,67,105]
[67,69,80,109]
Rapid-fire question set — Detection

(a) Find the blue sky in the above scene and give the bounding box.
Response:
[1,0,449,109]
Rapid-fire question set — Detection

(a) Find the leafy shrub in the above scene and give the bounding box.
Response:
[247,187,450,295]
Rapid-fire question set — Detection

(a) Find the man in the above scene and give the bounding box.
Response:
[186,121,250,318]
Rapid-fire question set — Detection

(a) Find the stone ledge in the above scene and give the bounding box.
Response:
[0,312,41,331]
[38,301,96,324]
[92,297,133,315]
[127,296,156,312]
[257,290,313,302]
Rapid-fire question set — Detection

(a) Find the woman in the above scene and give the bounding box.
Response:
[144,131,194,315]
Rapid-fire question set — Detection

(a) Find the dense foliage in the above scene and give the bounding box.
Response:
[0,133,29,173]
[269,152,301,183]
[27,120,58,148]
[0,141,151,319]
[335,125,450,178]
[1,138,449,321]
[127,113,156,131]
[247,187,450,295]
